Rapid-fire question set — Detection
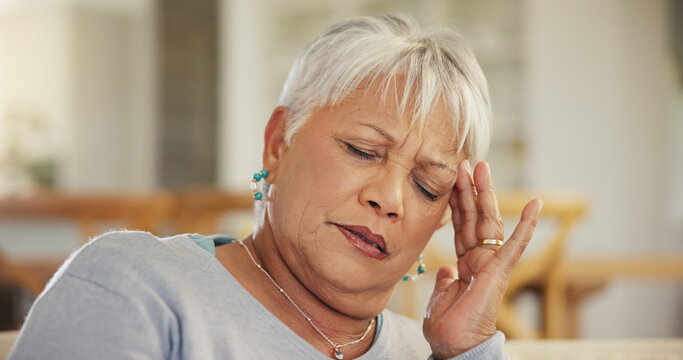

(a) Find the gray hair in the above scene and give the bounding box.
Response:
[278,14,492,162]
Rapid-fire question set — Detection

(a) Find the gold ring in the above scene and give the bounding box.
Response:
[481,239,503,246]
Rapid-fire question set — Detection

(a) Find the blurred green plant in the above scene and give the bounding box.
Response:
[0,104,55,194]
[26,159,55,188]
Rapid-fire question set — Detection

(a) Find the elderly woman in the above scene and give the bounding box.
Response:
[9,14,541,360]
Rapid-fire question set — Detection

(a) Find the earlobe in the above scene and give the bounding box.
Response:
[262,106,290,182]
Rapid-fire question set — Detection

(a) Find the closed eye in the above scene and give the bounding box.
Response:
[345,142,377,160]
[412,175,439,202]
[342,140,441,201]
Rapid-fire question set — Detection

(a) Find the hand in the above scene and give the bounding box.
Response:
[422,160,543,359]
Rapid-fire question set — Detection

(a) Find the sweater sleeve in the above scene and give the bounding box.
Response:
[427,331,509,360]
[8,232,180,360]
[8,272,173,360]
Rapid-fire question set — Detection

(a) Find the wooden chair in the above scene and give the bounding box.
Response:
[496,192,587,338]
[495,193,683,338]
[546,256,683,338]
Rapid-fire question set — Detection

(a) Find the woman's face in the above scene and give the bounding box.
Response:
[264,91,463,318]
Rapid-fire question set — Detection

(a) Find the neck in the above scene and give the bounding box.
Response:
[236,221,378,358]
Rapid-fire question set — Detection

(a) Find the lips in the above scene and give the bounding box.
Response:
[334,224,388,259]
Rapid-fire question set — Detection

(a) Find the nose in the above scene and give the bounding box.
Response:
[358,168,405,221]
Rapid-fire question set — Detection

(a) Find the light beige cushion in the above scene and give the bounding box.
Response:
[0,331,19,360]
[506,338,683,360]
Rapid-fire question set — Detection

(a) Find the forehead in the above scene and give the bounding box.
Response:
[336,88,458,145]
[309,89,463,170]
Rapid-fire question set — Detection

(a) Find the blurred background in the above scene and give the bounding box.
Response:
[0,0,681,341]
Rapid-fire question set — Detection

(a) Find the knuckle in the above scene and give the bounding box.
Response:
[478,211,505,231]
[528,217,538,232]
[477,208,496,221]
[477,207,489,218]
[463,209,478,222]
[495,216,504,229]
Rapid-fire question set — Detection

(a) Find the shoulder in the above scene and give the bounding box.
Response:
[46,230,214,297]
[78,229,198,257]
[68,231,199,270]
[10,231,196,359]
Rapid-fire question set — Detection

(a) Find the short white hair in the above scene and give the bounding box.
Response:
[278,14,491,162]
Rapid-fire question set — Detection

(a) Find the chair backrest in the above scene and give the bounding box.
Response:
[497,192,587,295]
[0,331,19,360]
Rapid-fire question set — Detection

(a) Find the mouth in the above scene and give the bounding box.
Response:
[333,223,388,259]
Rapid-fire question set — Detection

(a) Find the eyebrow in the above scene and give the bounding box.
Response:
[421,159,458,174]
[356,122,457,174]
[357,122,396,143]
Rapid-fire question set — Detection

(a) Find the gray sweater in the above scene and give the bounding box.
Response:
[9,231,507,359]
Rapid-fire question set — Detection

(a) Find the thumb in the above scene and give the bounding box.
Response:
[433,265,458,294]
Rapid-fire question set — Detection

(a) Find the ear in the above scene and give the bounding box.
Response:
[262,106,290,182]
[437,207,452,229]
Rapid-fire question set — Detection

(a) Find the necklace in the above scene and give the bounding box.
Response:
[238,240,375,360]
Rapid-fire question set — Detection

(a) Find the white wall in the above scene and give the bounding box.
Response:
[524,0,682,337]
[218,0,270,191]
[0,5,73,191]
[0,0,157,192]
[125,1,157,190]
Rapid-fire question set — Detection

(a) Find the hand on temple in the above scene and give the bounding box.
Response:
[422,160,543,359]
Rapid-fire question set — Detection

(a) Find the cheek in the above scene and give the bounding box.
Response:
[403,202,447,246]
[305,143,366,203]
[269,139,358,235]
[267,154,316,238]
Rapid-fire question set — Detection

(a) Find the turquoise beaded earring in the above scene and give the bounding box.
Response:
[250,169,269,200]
[402,255,426,282]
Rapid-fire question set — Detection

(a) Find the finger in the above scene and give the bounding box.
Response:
[455,159,479,251]
[473,162,504,245]
[496,199,544,273]
[449,187,467,257]
[433,265,458,294]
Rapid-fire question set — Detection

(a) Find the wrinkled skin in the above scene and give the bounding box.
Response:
[422,160,542,358]
[239,88,542,358]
